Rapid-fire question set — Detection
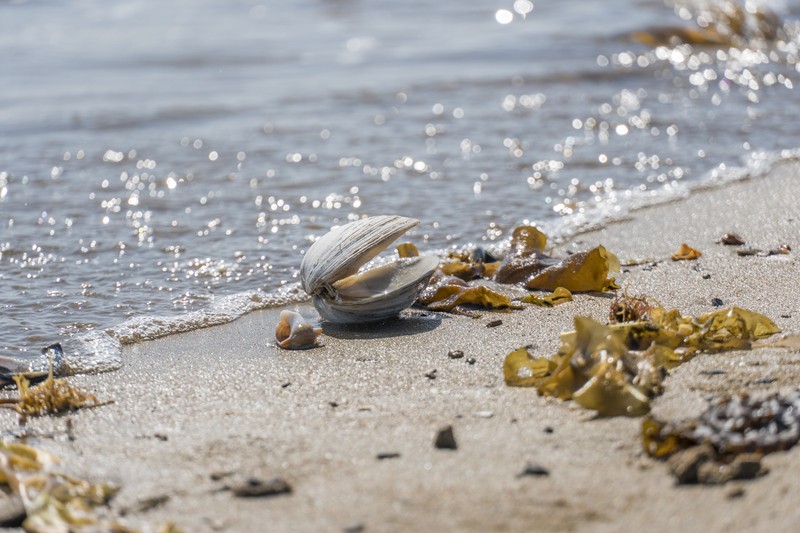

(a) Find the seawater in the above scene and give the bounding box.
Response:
[2,0,799,372]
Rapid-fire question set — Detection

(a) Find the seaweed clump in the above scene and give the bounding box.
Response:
[1,367,109,421]
[413,225,618,316]
[642,390,800,484]
[503,303,781,417]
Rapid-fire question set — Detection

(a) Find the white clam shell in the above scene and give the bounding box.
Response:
[300,215,438,323]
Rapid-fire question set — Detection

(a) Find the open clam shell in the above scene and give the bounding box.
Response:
[300,215,438,323]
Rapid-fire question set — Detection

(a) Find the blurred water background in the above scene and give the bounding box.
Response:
[2,0,799,372]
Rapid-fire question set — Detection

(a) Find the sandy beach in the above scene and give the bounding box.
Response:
[3,162,800,532]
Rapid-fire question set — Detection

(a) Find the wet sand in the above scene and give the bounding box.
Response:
[3,162,800,532]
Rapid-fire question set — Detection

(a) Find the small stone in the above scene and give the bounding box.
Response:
[474,410,494,418]
[668,444,715,484]
[154,433,168,441]
[447,350,464,359]
[517,463,550,478]
[231,477,292,498]
[543,426,554,434]
[0,494,26,527]
[486,319,503,328]
[376,452,401,460]
[434,425,458,450]
[281,382,292,389]
[424,369,437,380]
[343,524,365,533]
[726,486,746,499]
[720,232,745,246]
[466,357,477,365]
[737,247,758,256]
[702,273,712,280]
[729,453,765,480]
[210,470,235,481]
[711,297,724,307]
[700,369,727,376]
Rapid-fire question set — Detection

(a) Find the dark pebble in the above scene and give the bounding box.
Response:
[281,382,292,389]
[711,298,724,307]
[543,426,554,434]
[0,494,26,527]
[447,350,464,359]
[329,401,339,408]
[517,463,550,478]
[343,524,365,533]
[466,357,477,365]
[231,477,292,498]
[486,319,503,328]
[434,425,458,450]
[424,369,437,380]
[376,452,401,460]
[720,232,745,246]
[726,487,746,499]
[702,273,712,280]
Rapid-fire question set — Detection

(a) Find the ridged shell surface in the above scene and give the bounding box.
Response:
[299,215,438,323]
[300,215,419,296]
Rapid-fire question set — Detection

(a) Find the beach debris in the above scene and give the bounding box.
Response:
[1,355,109,419]
[300,215,438,323]
[0,439,126,531]
[520,287,573,307]
[415,225,618,317]
[720,232,745,246]
[1,344,65,387]
[229,477,292,498]
[504,302,781,416]
[274,310,323,349]
[424,369,437,380]
[671,243,702,261]
[434,425,458,450]
[376,452,401,460]
[447,350,464,359]
[609,290,656,324]
[486,319,503,328]
[419,275,516,316]
[516,463,550,478]
[642,390,800,484]
[492,226,619,292]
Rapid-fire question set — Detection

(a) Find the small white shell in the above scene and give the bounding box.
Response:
[275,310,323,349]
[300,215,438,323]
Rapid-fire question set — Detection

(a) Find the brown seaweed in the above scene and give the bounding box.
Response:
[520,287,573,307]
[503,303,781,417]
[526,246,619,293]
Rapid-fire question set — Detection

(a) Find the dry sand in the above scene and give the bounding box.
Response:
[3,162,800,532]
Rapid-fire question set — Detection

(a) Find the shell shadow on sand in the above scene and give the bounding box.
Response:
[321,310,443,341]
